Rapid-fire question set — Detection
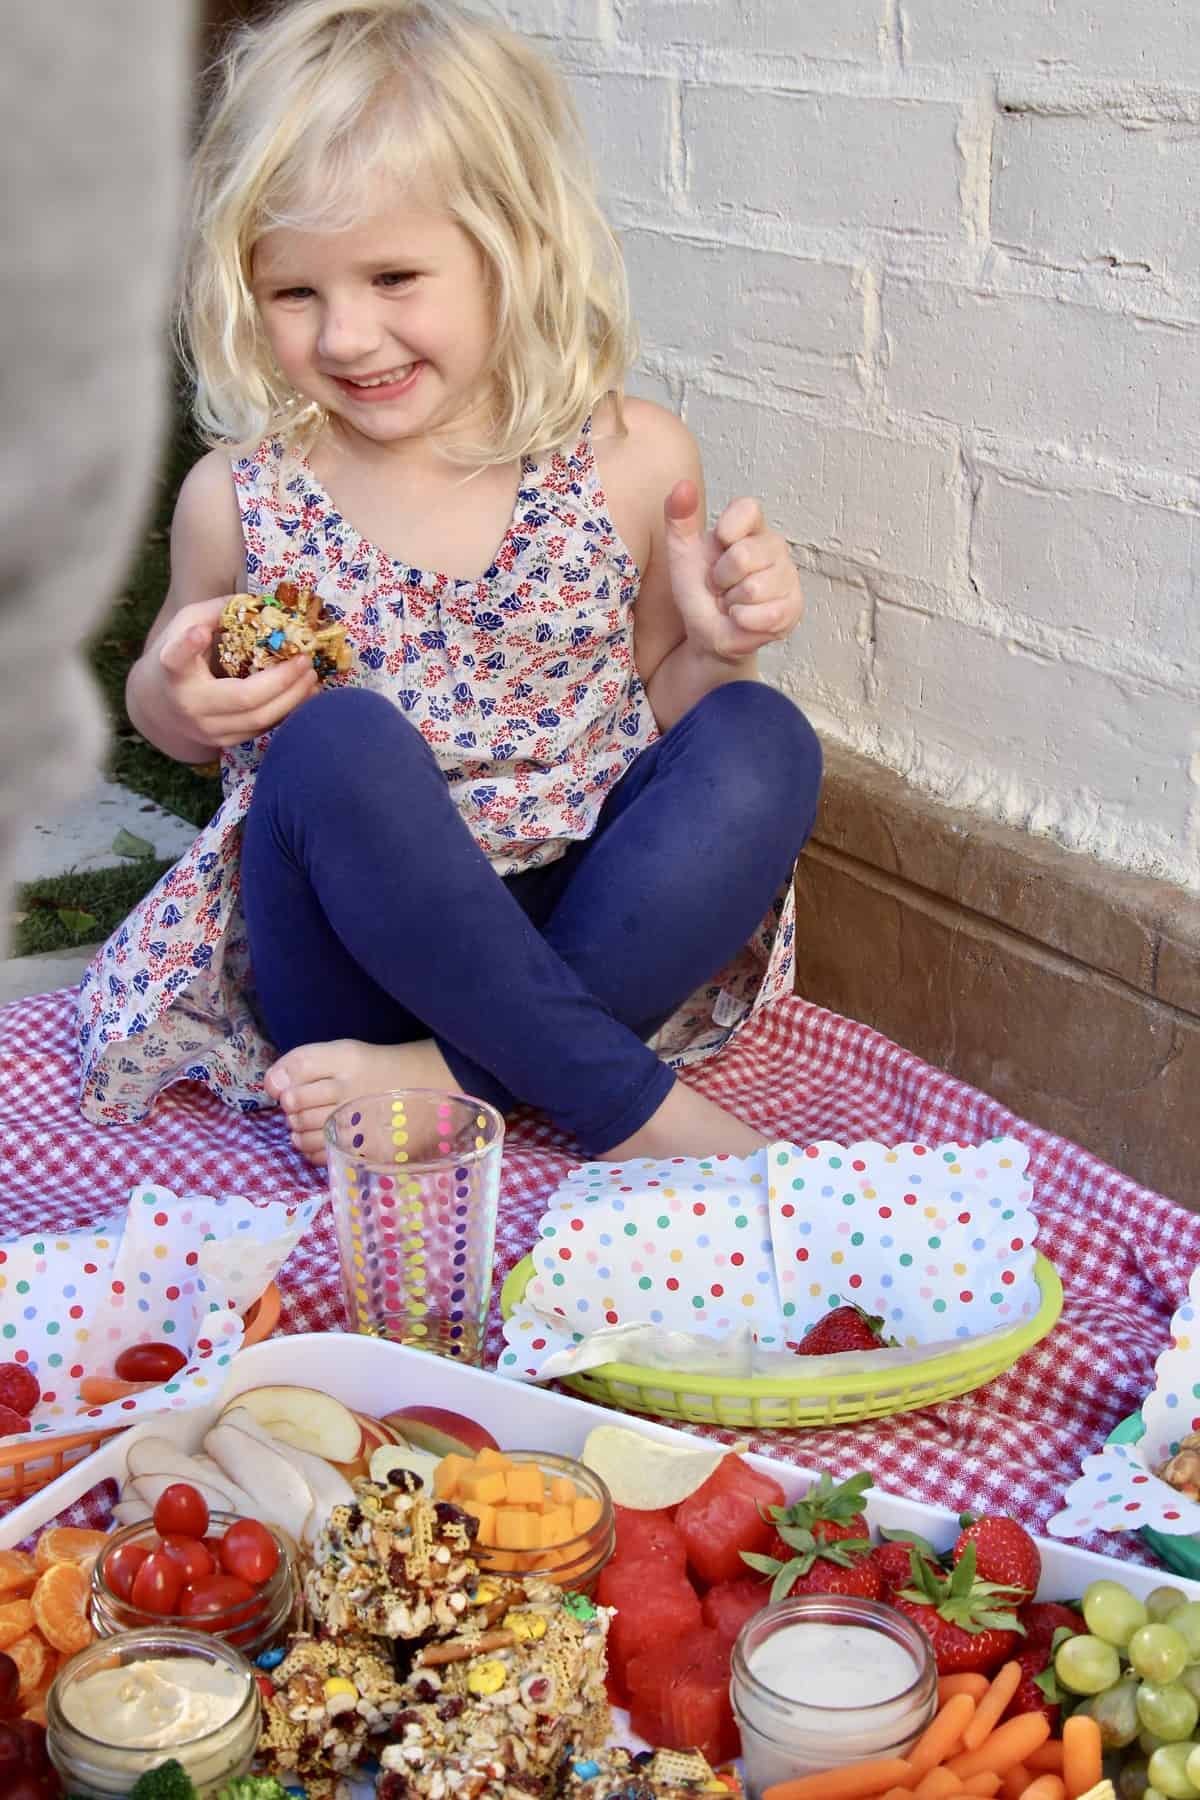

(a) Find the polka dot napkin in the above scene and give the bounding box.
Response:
[1048,1258,1200,1538]
[499,1137,1039,1380]
[0,1184,322,1444]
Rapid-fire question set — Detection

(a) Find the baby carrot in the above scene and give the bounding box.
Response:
[1061,1715,1102,1800]
[1001,1766,1033,1800]
[962,1777,1002,1796]
[946,1714,1051,1780]
[939,1675,990,1704]
[763,1759,915,1800]
[1024,1745,1065,1776]
[1018,1778,1065,1800]
[909,1693,978,1776]
[77,1375,156,1404]
[963,1664,1023,1751]
[913,1770,962,1800]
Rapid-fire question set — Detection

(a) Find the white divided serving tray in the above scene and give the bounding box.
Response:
[2,1331,1193,1606]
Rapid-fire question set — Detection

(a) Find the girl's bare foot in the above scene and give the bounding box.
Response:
[603,1079,767,1161]
[264,1037,456,1164]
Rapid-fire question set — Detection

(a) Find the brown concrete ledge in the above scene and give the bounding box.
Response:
[793,745,1200,1206]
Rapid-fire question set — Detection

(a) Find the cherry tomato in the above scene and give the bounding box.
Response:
[219,1518,279,1588]
[178,1574,257,1623]
[161,1534,216,1585]
[130,1549,186,1616]
[153,1482,209,1540]
[113,1342,187,1383]
[203,1534,225,1559]
[104,1540,149,1603]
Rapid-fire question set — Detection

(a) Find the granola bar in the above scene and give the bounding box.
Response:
[256,1630,407,1781]
[377,1582,612,1800]
[561,1749,741,1800]
[305,1480,481,1640]
[217,581,351,681]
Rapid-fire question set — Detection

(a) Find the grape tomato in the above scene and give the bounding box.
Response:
[104,1541,149,1603]
[161,1535,216,1585]
[113,1342,187,1383]
[153,1481,209,1540]
[219,1518,279,1587]
[130,1550,186,1616]
[178,1573,257,1619]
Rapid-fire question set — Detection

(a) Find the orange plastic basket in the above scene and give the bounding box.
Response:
[0,1281,282,1505]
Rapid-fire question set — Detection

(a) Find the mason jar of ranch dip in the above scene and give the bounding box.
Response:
[731,1595,938,1798]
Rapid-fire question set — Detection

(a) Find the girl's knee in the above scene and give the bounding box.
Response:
[696,682,822,829]
[260,687,428,787]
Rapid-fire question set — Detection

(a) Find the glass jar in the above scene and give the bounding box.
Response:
[470,1451,615,1593]
[90,1513,296,1657]
[45,1626,260,1798]
[731,1594,938,1798]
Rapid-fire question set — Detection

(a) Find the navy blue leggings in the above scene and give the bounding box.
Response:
[241,682,822,1152]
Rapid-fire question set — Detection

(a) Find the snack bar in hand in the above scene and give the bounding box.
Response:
[378,1581,612,1800]
[217,583,351,682]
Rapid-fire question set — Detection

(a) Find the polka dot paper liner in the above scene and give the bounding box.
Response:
[1049,1258,1200,1539]
[0,1183,321,1444]
[499,1136,1040,1381]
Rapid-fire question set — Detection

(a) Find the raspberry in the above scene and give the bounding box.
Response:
[0,1405,30,1440]
[0,1365,39,1418]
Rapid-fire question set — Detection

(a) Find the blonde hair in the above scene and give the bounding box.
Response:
[182,0,635,462]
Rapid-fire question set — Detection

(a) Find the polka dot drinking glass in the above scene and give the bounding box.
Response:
[325,1090,505,1363]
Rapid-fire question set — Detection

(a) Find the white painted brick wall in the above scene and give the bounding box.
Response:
[492,0,1200,890]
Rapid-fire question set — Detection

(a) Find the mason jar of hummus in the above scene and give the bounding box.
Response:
[46,1627,260,1798]
[731,1595,938,1799]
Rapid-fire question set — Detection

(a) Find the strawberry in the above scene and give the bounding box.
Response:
[796,1306,890,1355]
[764,1471,874,1552]
[952,1515,1041,1603]
[1004,1648,1061,1732]
[744,1525,881,1604]
[1018,1600,1085,1655]
[874,1535,939,1600]
[891,1542,1025,1675]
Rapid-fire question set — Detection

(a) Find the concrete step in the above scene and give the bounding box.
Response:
[0,943,100,1006]
[13,777,197,884]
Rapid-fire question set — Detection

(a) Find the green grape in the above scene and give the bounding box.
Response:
[1132,1626,1192,1685]
[1150,1790,1174,1800]
[1187,1746,1200,1791]
[1170,1607,1200,1660]
[1145,1731,1173,1757]
[1180,1668,1200,1704]
[1148,1743,1200,1800]
[1149,1589,1191,1623]
[1090,1674,1144,1747]
[1084,1579,1151,1647]
[1119,1760,1151,1800]
[1056,1632,1123,1694]
[1138,1683,1200,1743]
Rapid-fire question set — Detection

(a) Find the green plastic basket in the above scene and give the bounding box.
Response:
[499,1251,1063,1429]
[1107,1410,1200,1581]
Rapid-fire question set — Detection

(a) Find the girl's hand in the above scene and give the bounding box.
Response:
[663,480,804,661]
[155,596,320,750]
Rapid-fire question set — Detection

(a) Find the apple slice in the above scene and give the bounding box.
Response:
[204,1422,313,1544]
[218,1407,354,1544]
[368,1441,441,1491]
[125,1438,254,1513]
[125,1471,261,1522]
[111,1499,153,1527]
[333,1412,400,1482]
[382,1406,499,1460]
[223,1384,362,1463]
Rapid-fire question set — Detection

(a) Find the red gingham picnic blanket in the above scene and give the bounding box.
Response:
[2,985,1195,1563]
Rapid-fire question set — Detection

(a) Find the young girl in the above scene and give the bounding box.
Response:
[77,0,822,1165]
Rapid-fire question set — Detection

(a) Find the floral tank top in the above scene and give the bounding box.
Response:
[76,422,797,1124]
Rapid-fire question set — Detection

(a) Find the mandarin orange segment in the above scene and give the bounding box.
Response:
[0,1599,35,1649]
[7,1632,50,1697]
[33,1527,109,1573]
[31,1562,92,1655]
[0,1551,36,1598]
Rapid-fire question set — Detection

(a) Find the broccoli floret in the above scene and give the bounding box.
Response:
[214,1778,293,1800]
[129,1761,197,1800]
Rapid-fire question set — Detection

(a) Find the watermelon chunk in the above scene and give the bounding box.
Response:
[701,1576,769,1650]
[675,1454,787,1587]
[612,1505,687,1571]
[597,1558,703,1696]
[629,1628,740,1765]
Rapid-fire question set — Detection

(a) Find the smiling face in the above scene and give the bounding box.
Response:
[250,192,496,455]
